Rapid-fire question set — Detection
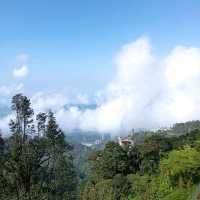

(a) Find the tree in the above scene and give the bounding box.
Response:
[36,113,47,138]
[160,145,200,187]
[112,174,130,200]
[10,94,34,142]
[3,94,47,199]
[80,179,115,200]
[1,94,77,200]
[45,111,77,199]
[0,131,6,198]
[89,142,130,180]
[138,134,173,174]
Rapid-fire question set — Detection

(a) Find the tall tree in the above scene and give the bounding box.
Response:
[5,94,46,199]
[10,94,34,142]
[36,112,47,138]
[45,111,77,199]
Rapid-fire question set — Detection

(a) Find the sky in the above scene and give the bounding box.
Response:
[1,0,200,135]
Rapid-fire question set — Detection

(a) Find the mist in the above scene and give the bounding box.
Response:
[55,37,200,135]
[1,37,200,136]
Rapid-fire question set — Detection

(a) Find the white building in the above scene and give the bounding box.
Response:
[118,136,134,147]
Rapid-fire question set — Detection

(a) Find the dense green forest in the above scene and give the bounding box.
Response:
[1,94,200,199]
[80,131,200,200]
[0,94,77,200]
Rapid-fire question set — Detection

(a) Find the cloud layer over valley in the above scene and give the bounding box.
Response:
[1,37,200,135]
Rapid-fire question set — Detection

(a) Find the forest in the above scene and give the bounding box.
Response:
[1,94,200,200]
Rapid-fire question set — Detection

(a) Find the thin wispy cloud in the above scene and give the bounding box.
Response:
[31,92,69,113]
[0,83,24,106]
[13,65,29,79]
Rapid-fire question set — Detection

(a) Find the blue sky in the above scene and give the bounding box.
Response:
[2,0,200,134]
[1,0,200,95]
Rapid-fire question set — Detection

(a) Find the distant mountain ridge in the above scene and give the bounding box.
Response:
[64,103,97,111]
[1,104,200,146]
[0,103,97,118]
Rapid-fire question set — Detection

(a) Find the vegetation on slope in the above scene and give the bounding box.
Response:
[0,94,77,200]
[1,94,200,199]
[80,130,200,200]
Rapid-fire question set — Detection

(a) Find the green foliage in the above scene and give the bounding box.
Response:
[89,142,131,179]
[2,94,200,199]
[82,127,200,200]
[80,179,115,200]
[72,143,92,181]
[169,121,200,136]
[127,174,172,200]
[160,145,200,186]
[138,134,173,174]
[161,186,195,200]
[0,94,77,200]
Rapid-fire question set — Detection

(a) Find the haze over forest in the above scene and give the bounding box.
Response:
[2,1,200,200]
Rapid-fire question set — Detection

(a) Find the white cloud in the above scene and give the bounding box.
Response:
[153,46,200,125]
[0,114,14,136]
[2,37,200,136]
[0,83,24,135]
[31,92,69,113]
[165,46,200,87]
[54,37,200,135]
[0,83,24,105]
[13,65,29,79]
[55,38,159,134]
